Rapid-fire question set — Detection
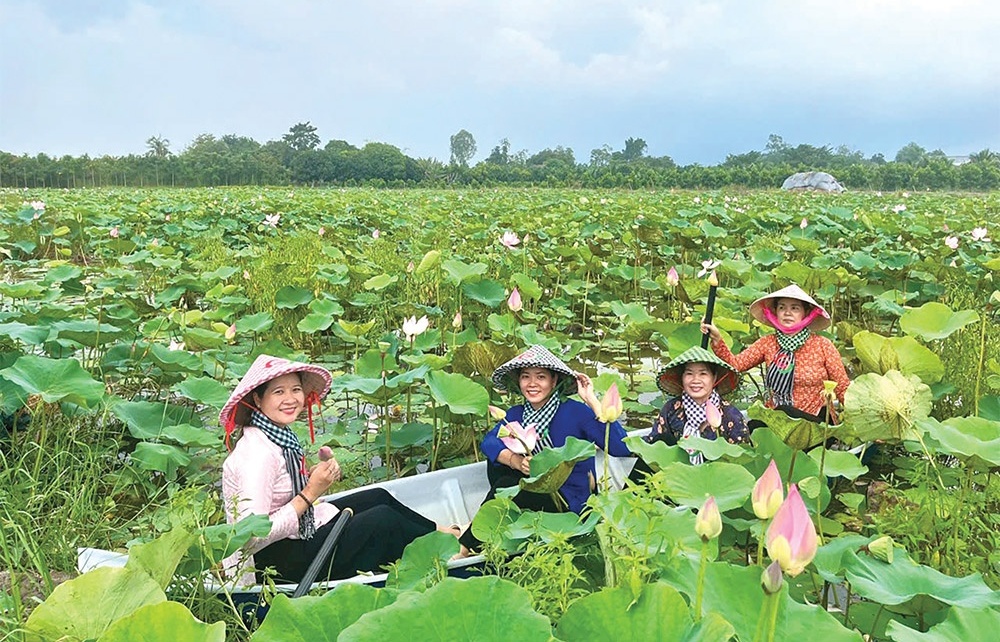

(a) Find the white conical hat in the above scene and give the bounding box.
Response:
[749,284,831,331]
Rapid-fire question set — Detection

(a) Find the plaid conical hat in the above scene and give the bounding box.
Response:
[219,354,332,430]
[748,284,831,331]
[656,346,740,397]
[491,345,578,395]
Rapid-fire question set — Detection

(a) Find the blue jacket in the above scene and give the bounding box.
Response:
[481,398,631,513]
[646,396,749,447]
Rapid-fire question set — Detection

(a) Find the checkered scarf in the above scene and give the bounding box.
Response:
[522,391,561,454]
[680,390,722,466]
[765,329,810,408]
[249,409,315,540]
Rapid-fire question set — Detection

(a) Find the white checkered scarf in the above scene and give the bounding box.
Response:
[522,391,561,455]
[680,390,723,466]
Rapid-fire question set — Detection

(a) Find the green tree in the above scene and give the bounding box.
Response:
[449,129,477,167]
[485,138,511,164]
[283,122,321,152]
[894,142,928,165]
[145,135,171,158]
[619,137,647,162]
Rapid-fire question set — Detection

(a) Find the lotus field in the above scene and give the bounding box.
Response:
[2,187,1000,641]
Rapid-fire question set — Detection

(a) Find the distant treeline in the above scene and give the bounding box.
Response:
[2,124,998,191]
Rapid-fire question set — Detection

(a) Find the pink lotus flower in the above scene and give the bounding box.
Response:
[497,421,538,454]
[318,226,326,237]
[596,383,623,423]
[372,229,380,239]
[109,226,120,239]
[766,484,818,576]
[666,266,679,287]
[695,496,722,541]
[705,401,722,429]
[800,217,808,229]
[225,323,237,341]
[28,200,45,211]
[752,459,784,520]
[500,231,520,248]
[402,315,429,340]
[488,405,507,421]
[944,236,959,250]
[507,287,523,312]
[972,227,990,242]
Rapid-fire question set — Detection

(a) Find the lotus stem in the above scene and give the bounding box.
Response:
[974,315,986,416]
[602,420,611,487]
[694,538,709,621]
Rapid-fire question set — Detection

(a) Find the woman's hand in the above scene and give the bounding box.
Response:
[700,321,722,342]
[575,372,602,416]
[305,457,342,498]
[508,451,531,475]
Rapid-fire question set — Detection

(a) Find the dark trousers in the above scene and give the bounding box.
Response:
[254,487,435,583]
[458,463,561,552]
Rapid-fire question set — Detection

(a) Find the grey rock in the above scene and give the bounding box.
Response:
[781,171,845,192]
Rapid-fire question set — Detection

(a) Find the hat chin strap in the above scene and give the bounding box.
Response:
[225,394,322,451]
[763,306,822,334]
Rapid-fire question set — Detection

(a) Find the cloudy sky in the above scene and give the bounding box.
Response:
[1,0,998,165]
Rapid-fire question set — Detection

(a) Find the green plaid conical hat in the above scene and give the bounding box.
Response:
[491,344,578,395]
[656,346,740,397]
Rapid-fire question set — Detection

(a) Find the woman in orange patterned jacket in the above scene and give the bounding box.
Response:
[700,284,850,422]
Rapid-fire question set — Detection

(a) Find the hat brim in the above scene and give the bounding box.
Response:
[491,345,578,395]
[656,346,739,397]
[749,284,831,332]
[219,355,332,428]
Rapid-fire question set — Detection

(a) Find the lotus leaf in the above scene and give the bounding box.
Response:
[415,249,442,274]
[659,557,861,642]
[370,422,432,449]
[470,497,523,552]
[235,311,275,334]
[338,319,375,337]
[386,531,459,590]
[462,278,506,307]
[487,311,518,335]
[505,508,600,544]
[425,370,488,416]
[656,461,755,511]
[979,395,1000,421]
[442,258,488,285]
[147,343,204,373]
[252,585,401,642]
[363,273,397,290]
[899,302,979,341]
[125,528,197,590]
[0,321,51,345]
[520,436,596,495]
[853,331,944,384]
[916,416,1000,467]
[806,448,868,480]
[0,355,105,408]
[338,577,552,642]
[97,601,226,642]
[182,326,226,350]
[131,442,192,479]
[625,436,691,471]
[173,376,231,408]
[885,605,1000,642]
[510,273,543,300]
[747,403,828,450]
[157,423,221,448]
[298,312,335,333]
[842,371,932,444]
[111,399,201,438]
[0,281,46,298]
[274,285,314,308]
[557,582,734,641]
[24,566,166,642]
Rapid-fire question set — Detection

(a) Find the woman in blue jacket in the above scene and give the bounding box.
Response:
[460,345,630,551]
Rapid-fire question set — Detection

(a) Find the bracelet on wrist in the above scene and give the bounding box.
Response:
[296,491,313,506]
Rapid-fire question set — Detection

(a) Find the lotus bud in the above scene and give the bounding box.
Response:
[318,446,333,462]
[866,536,894,564]
[695,496,723,542]
[109,226,120,238]
[707,270,719,287]
[596,383,623,423]
[488,405,507,422]
[407,260,415,273]
[372,229,380,239]
[765,484,819,576]
[225,323,237,341]
[507,287,523,312]
[761,560,784,595]
[705,401,722,429]
[666,266,679,287]
[378,341,392,355]
[822,380,837,403]
[752,459,784,520]
[452,311,462,329]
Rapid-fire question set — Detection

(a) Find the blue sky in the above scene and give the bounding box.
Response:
[1,0,998,165]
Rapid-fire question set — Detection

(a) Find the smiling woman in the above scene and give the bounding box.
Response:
[220,354,457,585]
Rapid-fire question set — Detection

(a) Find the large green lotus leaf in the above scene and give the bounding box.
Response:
[0,281,46,298]
[24,566,166,642]
[510,273,543,300]
[146,343,204,373]
[177,514,272,577]
[172,376,230,408]
[679,434,752,461]
[747,403,828,450]
[425,369,488,416]
[441,258,488,285]
[916,416,1000,467]
[42,262,84,284]
[853,331,944,384]
[899,303,979,341]
[157,423,220,448]
[297,311,336,333]
[131,442,191,479]
[666,323,704,359]
[98,599,224,641]
[657,461,755,511]
[885,605,1000,642]
[354,348,399,378]
[235,311,274,334]
[0,355,105,407]
[125,528,197,590]
[470,497,524,552]
[660,557,861,642]
[556,582,734,641]
[610,301,655,324]
[363,273,398,291]
[50,319,123,347]
[338,577,551,642]
[506,508,600,543]
[462,278,507,307]
[386,531,459,590]
[111,399,201,438]
[807,448,868,480]
[625,436,691,471]
[841,371,931,444]
[182,326,225,350]
[520,436,596,495]
[251,585,401,642]
[0,322,51,345]
[979,395,1000,421]
[415,249,442,274]
[317,262,351,286]
[274,285,313,309]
